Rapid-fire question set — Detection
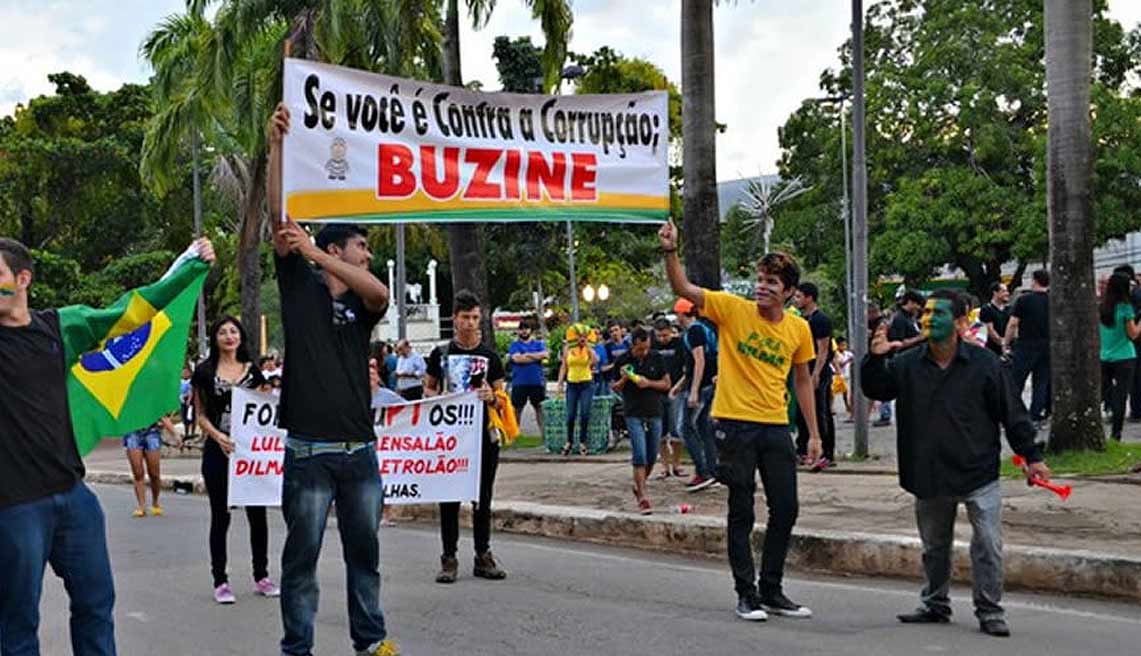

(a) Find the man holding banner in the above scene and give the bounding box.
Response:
[268,104,397,656]
[0,236,213,656]
[425,290,508,584]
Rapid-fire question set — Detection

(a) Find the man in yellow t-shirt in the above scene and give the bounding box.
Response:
[659,221,821,623]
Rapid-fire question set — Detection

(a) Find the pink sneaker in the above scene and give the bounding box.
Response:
[213,583,236,604]
[254,577,280,597]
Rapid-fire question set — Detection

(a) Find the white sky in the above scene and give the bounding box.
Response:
[1,0,1138,181]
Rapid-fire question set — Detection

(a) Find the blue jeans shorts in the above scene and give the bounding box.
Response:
[123,427,163,451]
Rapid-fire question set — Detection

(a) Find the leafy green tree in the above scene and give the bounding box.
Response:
[775,0,1141,302]
[492,36,544,92]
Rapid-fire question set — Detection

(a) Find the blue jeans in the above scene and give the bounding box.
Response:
[681,385,716,479]
[0,482,116,656]
[565,381,595,447]
[879,400,893,422]
[280,439,386,656]
[625,416,662,466]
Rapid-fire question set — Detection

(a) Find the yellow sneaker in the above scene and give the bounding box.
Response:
[357,639,400,656]
[150,506,164,517]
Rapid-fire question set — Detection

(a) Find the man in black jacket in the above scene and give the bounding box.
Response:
[861,290,1051,638]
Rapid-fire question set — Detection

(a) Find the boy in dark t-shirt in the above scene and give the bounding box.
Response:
[267,102,397,656]
[425,290,509,585]
[612,328,672,514]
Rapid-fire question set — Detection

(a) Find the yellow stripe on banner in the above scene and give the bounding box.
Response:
[286,189,669,220]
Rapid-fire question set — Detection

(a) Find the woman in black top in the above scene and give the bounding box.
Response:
[192,316,277,605]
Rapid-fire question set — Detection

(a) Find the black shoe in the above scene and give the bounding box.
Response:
[980,618,1011,637]
[735,593,768,621]
[897,608,951,624]
[760,591,813,618]
[435,555,458,584]
[473,551,507,580]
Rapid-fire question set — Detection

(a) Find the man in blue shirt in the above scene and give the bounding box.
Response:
[508,318,550,434]
[602,320,632,382]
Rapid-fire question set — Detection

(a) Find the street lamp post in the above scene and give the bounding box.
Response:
[851,0,870,458]
[558,65,586,323]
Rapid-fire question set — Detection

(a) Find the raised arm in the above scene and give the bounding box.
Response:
[658,221,705,310]
[278,218,389,314]
[267,103,290,257]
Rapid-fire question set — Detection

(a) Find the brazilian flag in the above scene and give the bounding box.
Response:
[58,248,209,456]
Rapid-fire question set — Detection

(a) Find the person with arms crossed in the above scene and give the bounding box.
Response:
[0,236,215,656]
[862,290,1050,638]
[507,318,549,435]
[267,103,398,656]
[660,221,821,622]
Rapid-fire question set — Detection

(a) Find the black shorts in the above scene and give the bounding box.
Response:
[511,384,546,409]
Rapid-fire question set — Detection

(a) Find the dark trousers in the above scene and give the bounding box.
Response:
[202,447,269,587]
[0,482,116,656]
[1130,350,1141,420]
[399,386,424,401]
[715,420,799,598]
[440,440,500,556]
[1010,340,1051,420]
[796,373,835,460]
[1102,359,1136,440]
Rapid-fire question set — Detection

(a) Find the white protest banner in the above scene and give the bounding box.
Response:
[228,388,483,507]
[281,58,669,225]
[228,387,285,507]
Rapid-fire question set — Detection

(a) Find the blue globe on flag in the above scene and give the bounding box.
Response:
[80,323,153,373]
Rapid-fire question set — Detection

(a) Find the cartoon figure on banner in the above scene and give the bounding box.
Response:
[325,137,349,180]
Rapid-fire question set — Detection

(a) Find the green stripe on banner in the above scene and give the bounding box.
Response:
[296,207,668,225]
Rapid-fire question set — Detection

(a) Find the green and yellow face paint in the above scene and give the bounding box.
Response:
[0,283,16,298]
[920,298,955,342]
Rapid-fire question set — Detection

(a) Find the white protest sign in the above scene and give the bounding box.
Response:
[281,58,669,225]
[228,388,483,506]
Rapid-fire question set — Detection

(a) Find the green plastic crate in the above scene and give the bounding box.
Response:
[541,395,615,454]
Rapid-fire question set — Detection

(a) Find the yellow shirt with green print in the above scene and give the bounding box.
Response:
[702,290,815,424]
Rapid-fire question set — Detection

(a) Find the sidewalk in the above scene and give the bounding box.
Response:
[86,427,1141,600]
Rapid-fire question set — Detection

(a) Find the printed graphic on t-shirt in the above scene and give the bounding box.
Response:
[332,298,358,326]
[737,332,788,368]
[446,354,490,392]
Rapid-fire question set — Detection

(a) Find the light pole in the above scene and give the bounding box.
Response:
[810,95,854,347]
[851,0,870,458]
[558,65,586,322]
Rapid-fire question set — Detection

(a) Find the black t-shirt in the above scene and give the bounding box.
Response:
[888,310,920,342]
[978,302,1011,354]
[192,361,265,459]
[1012,290,1050,341]
[0,310,85,509]
[651,336,685,383]
[614,350,668,417]
[275,253,384,441]
[805,309,834,377]
[426,341,506,438]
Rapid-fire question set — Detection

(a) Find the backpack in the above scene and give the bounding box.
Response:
[683,319,718,359]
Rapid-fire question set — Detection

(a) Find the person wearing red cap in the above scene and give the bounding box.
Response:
[659,220,821,622]
[671,297,719,492]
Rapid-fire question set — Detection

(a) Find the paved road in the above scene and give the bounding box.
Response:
[36,484,1141,655]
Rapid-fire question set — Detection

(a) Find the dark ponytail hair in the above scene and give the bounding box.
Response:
[1100,273,1131,328]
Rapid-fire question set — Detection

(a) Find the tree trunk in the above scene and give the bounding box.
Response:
[238,154,266,358]
[1045,0,1101,451]
[680,0,721,290]
[442,0,494,346]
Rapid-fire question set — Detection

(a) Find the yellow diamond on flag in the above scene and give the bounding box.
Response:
[70,293,173,420]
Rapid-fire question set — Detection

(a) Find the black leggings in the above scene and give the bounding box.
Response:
[1102,359,1136,441]
[202,446,269,586]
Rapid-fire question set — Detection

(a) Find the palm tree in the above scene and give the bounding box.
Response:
[681,0,721,289]
[441,0,572,346]
[142,0,441,354]
[1044,0,1101,451]
[740,175,812,256]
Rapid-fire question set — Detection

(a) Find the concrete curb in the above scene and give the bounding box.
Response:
[87,470,1141,601]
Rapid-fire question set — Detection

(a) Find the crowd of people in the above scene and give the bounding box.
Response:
[3,99,1131,656]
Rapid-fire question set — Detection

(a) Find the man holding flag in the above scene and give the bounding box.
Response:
[0,236,213,655]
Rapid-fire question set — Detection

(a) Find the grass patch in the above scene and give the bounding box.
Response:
[507,434,544,449]
[1000,440,1141,478]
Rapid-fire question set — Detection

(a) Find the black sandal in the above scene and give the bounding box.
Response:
[561,443,572,456]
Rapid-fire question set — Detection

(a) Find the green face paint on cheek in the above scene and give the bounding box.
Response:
[920,299,955,341]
